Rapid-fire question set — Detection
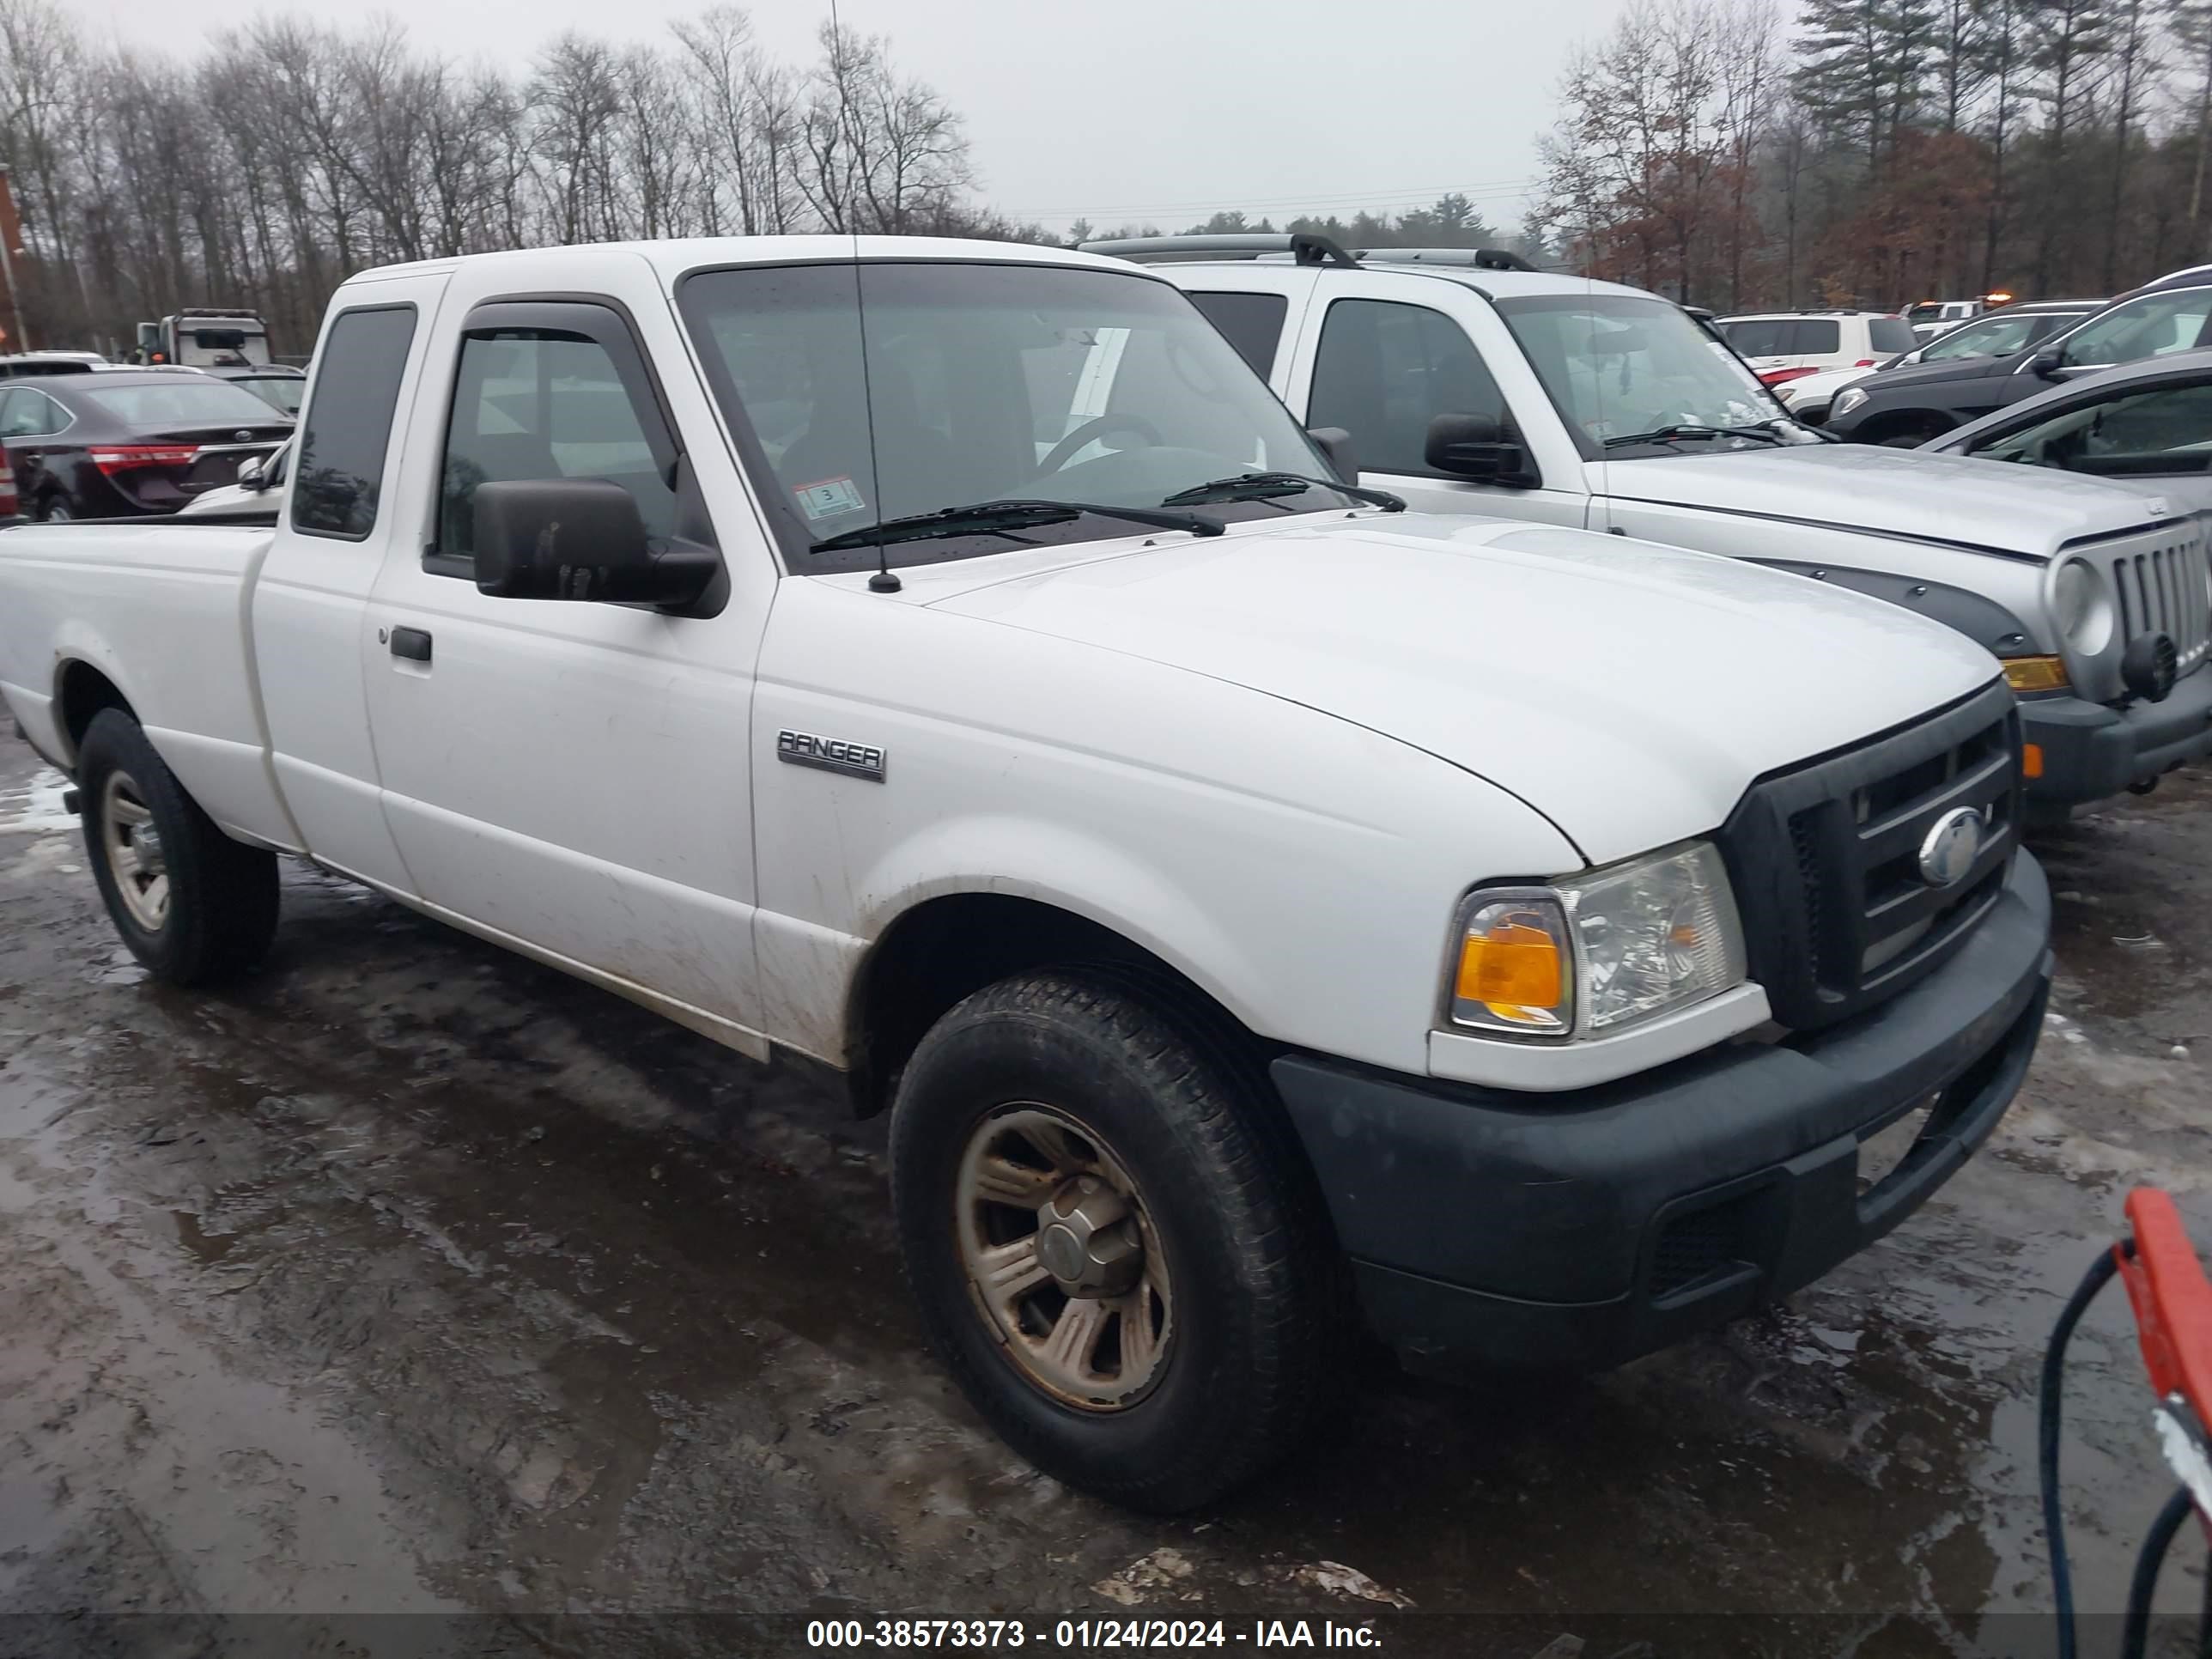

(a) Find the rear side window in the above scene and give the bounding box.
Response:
[1188,291,1291,376]
[291,306,416,540]
[1308,298,1508,477]
[1719,319,1787,356]
[437,329,676,560]
[1790,319,1840,355]
[0,389,64,436]
[1868,319,1917,354]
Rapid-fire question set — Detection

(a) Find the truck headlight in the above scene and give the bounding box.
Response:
[1447,842,1747,1040]
[1832,386,1869,418]
[2050,556,2113,657]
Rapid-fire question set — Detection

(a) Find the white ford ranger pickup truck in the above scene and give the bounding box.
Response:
[0,237,2051,1511]
[1095,234,2212,823]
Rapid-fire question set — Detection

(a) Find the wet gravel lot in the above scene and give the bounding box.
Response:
[1,726,2208,1658]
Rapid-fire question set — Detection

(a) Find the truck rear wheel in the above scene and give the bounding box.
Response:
[890,971,1339,1511]
[76,709,279,984]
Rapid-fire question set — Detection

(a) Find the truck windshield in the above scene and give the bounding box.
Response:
[678,261,1351,571]
[1496,294,1810,459]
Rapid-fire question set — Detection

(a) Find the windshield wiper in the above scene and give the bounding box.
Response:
[809,498,1223,555]
[1161,471,1406,511]
[1601,422,1788,449]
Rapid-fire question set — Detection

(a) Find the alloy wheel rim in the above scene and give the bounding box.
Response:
[100,769,169,931]
[953,1104,1173,1411]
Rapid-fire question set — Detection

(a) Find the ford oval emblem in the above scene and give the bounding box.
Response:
[1917,806,1984,889]
[234,428,252,442]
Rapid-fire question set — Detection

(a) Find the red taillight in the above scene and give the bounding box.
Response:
[0,458,15,518]
[1758,367,1817,386]
[1853,358,1878,368]
[89,445,198,477]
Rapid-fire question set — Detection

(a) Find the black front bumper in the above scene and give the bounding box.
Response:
[1273,854,2052,1376]
[2019,666,2212,810]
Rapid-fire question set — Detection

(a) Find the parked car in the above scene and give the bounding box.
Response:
[1827,273,2212,446]
[1711,309,1919,385]
[0,234,2051,1510]
[1927,348,2212,517]
[205,362,307,415]
[1107,231,2211,818]
[1905,297,1996,342]
[0,368,293,521]
[1919,350,2212,800]
[175,436,289,518]
[0,352,100,379]
[1778,301,2104,426]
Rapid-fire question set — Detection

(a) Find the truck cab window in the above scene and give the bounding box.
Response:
[1188,291,1290,376]
[439,331,677,560]
[290,305,416,540]
[1309,299,1508,477]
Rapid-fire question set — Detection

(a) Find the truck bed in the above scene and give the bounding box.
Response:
[0,520,293,848]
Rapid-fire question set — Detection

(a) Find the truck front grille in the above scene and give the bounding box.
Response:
[1718,683,2020,1032]
[2112,531,2210,673]
[2074,523,2212,690]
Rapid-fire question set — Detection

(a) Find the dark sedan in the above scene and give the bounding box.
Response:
[1827,276,2212,445]
[0,370,294,521]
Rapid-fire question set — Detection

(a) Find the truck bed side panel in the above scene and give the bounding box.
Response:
[0,523,296,848]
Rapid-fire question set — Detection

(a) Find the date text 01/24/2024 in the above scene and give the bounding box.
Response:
[805,1621,1384,1650]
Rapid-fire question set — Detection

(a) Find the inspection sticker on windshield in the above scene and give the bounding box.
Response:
[794,476,866,520]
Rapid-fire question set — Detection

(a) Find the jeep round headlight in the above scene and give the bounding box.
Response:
[1447,842,1747,1039]
[2051,557,2114,656]
[1832,386,1869,419]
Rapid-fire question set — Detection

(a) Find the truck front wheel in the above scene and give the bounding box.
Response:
[890,972,1339,1511]
[76,709,279,984]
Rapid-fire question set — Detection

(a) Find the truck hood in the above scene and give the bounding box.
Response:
[1603,443,2167,558]
[927,514,1997,866]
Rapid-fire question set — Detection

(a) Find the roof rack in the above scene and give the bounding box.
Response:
[1079,233,1359,268]
[173,307,265,319]
[1352,246,1539,272]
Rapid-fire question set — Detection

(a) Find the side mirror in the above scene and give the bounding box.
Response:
[235,456,268,492]
[2029,350,2066,379]
[1425,412,1534,486]
[1307,425,1358,478]
[472,477,715,607]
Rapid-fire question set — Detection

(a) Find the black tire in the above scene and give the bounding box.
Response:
[76,708,279,984]
[890,971,1340,1511]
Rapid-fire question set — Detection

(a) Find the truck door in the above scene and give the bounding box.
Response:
[1280,273,1592,527]
[254,280,446,890]
[361,278,774,1050]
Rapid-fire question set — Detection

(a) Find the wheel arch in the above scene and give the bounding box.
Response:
[842,890,1276,1120]
[52,656,139,768]
[1856,406,1956,445]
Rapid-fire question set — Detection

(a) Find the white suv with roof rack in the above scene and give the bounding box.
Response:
[1090,232,2212,819]
[1712,310,1922,386]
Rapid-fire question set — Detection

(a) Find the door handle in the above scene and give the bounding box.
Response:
[389,626,433,663]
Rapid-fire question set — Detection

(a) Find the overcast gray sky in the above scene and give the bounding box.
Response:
[75,0,1631,238]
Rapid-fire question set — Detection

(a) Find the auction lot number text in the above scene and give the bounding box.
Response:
[807,1621,1381,1650]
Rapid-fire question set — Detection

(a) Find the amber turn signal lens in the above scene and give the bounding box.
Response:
[1455,921,1563,1013]
[2002,655,2069,694]
[2022,742,2044,779]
